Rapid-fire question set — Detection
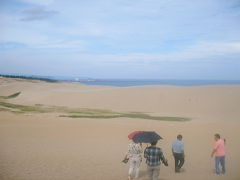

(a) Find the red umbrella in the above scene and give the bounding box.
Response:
[128,131,143,139]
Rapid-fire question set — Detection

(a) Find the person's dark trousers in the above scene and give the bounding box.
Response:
[173,153,184,172]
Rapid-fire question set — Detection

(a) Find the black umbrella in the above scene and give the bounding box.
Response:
[132,131,162,143]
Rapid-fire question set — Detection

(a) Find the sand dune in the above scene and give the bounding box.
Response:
[0,77,240,180]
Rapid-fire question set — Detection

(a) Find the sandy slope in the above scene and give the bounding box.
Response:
[0,77,240,180]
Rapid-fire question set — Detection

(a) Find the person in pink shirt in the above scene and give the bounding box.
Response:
[211,134,226,175]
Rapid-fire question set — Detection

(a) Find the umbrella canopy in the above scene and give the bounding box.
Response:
[132,131,162,143]
[128,131,143,139]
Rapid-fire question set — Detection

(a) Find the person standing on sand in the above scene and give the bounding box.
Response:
[172,134,185,172]
[144,141,168,180]
[211,133,226,175]
[124,141,143,180]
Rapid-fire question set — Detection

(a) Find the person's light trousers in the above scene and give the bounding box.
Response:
[128,156,141,178]
[147,165,160,180]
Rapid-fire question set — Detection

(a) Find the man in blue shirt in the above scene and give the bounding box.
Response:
[144,141,168,180]
[172,134,185,172]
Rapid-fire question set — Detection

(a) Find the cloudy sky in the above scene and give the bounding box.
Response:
[0,0,240,79]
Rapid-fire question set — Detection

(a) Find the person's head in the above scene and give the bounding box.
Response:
[151,141,158,146]
[177,134,183,140]
[214,134,220,141]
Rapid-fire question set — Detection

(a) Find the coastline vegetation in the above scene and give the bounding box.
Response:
[0,92,21,99]
[0,92,190,122]
[0,74,58,83]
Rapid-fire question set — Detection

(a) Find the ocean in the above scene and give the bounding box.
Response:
[2,75,240,87]
[75,79,240,87]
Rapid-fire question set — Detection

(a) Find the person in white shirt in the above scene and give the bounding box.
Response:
[124,141,143,180]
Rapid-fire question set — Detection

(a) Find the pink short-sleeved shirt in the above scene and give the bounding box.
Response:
[214,139,225,157]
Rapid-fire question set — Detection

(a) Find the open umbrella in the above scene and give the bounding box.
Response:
[128,131,143,139]
[132,131,162,143]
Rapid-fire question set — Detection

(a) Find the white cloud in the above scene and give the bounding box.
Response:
[87,41,240,64]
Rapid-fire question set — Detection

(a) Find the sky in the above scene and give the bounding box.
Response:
[0,0,240,79]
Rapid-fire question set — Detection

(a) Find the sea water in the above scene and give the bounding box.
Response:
[75,79,240,87]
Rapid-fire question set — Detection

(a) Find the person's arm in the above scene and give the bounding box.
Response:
[122,151,130,163]
[211,149,216,157]
[211,142,218,157]
[160,153,166,162]
[181,143,185,157]
[172,142,174,155]
[160,151,168,166]
[182,150,185,158]
[144,148,148,159]
[138,144,143,154]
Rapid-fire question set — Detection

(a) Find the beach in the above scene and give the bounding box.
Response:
[0,77,240,180]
